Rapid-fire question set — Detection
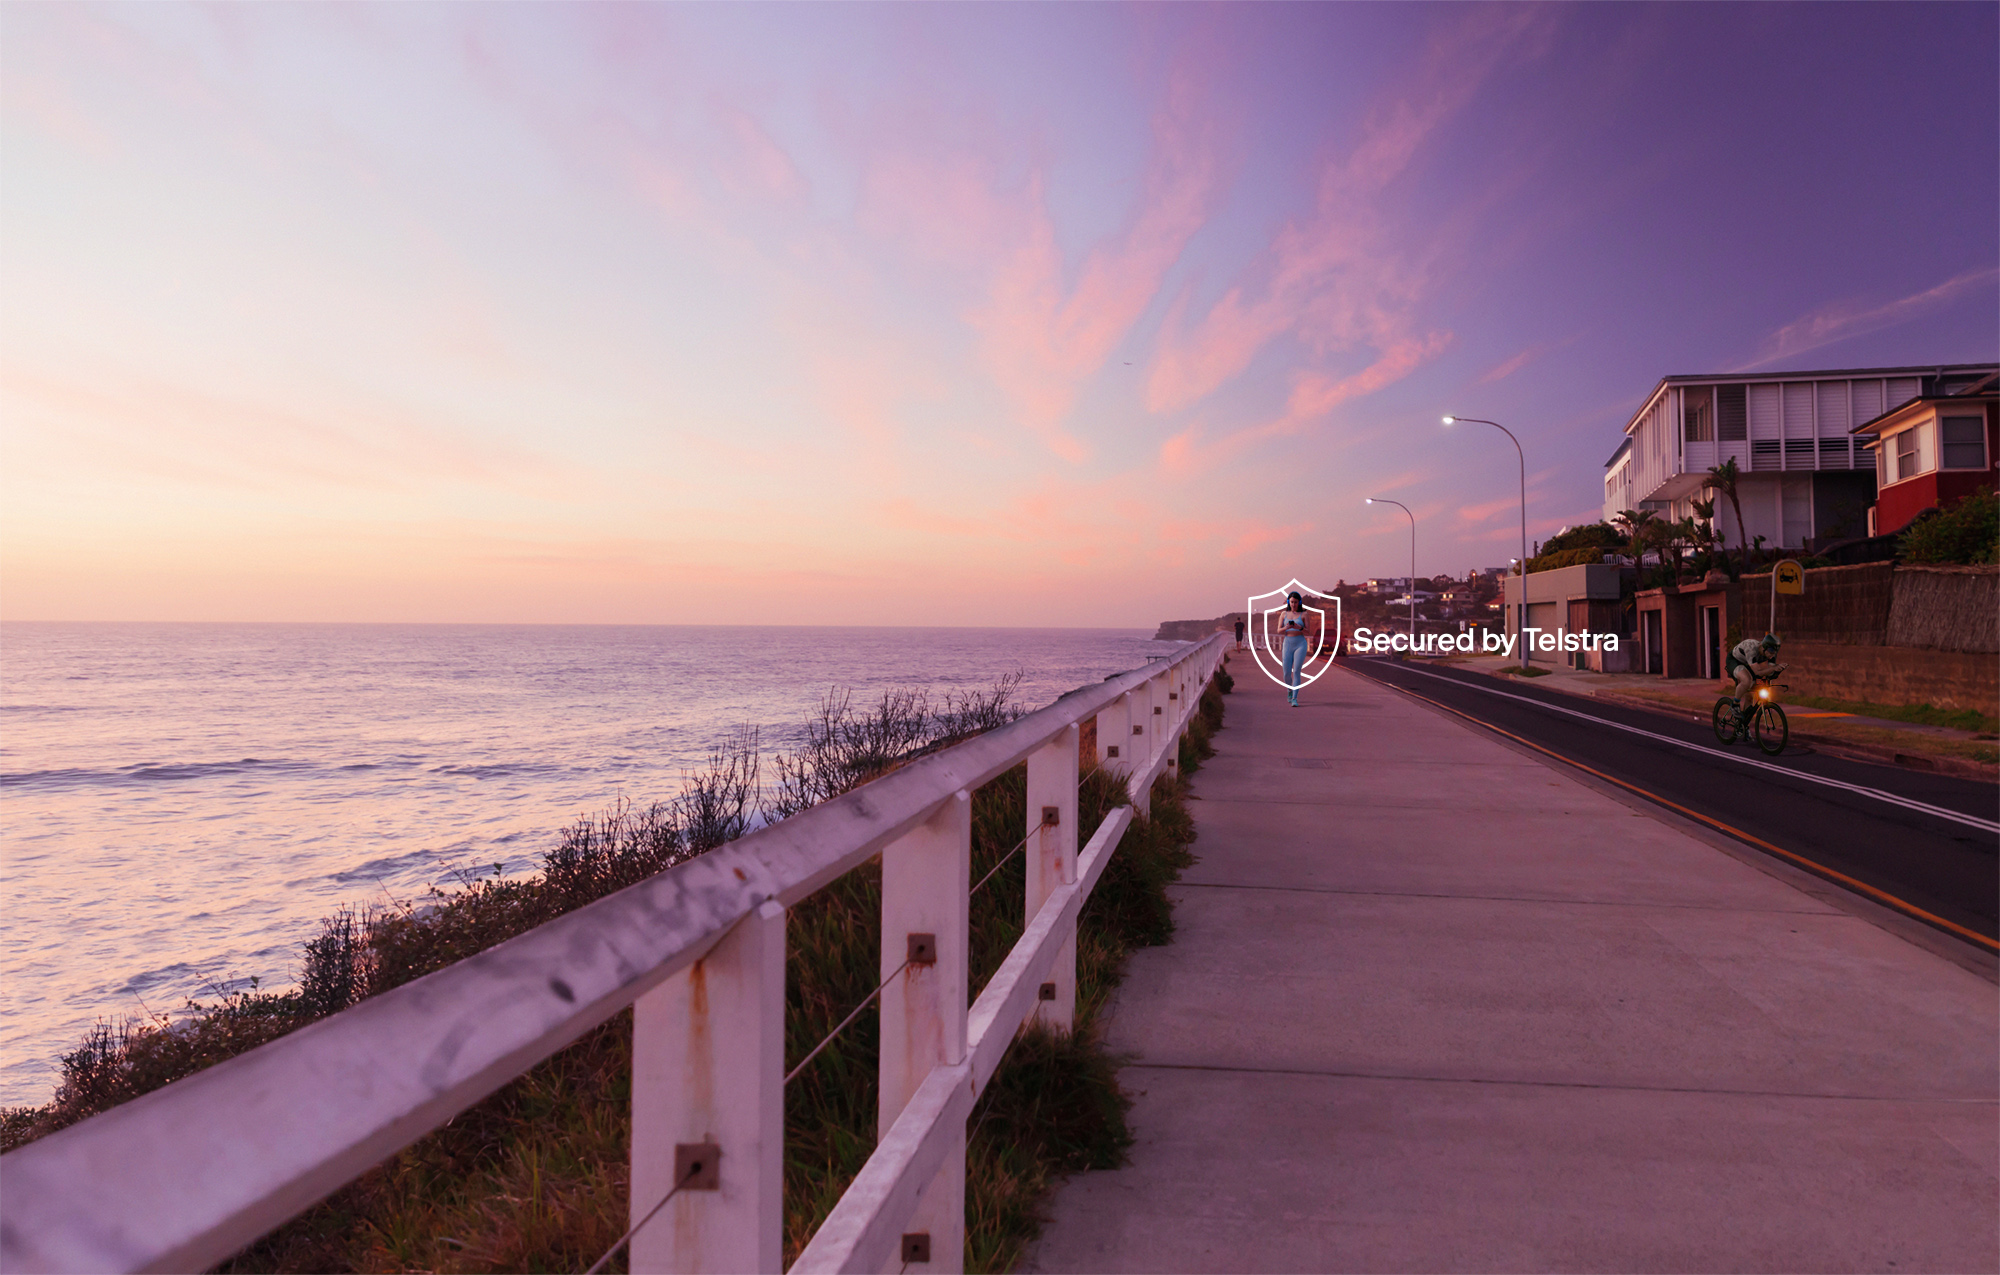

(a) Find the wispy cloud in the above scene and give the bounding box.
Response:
[856,59,1224,462]
[1735,267,2000,371]
[1475,333,1577,385]
[1146,8,1548,424]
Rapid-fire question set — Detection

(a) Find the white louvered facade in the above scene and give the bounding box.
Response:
[1602,364,1994,550]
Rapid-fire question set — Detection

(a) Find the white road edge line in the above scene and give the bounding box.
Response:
[1374,662,2000,836]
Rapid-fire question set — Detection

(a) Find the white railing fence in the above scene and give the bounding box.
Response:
[0,635,1228,1275]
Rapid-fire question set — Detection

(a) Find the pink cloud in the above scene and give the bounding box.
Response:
[1456,495,1520,524]
[1156,333,1451,477]
[714,103,808,203]
[858,62,1224,461]
[1146,8,1549,417]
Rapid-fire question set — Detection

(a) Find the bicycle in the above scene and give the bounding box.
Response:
[1712,670,1789,755]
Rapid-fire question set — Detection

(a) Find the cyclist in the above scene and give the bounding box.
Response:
[1725,632,1785,723]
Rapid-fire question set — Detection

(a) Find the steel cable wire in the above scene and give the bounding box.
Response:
[970,830,1032,896]
[784,958,912,1086]
[782,828,1030,1090]
[582,1158,702,1275]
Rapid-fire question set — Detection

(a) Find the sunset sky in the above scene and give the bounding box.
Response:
[4,3,1995,626]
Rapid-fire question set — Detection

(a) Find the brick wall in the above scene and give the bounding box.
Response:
[1780,642,1998,715]
[1741,562,1894,644]
[1887,565,1999,653]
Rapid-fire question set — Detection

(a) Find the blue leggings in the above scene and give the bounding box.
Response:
[1281,635,1309,694]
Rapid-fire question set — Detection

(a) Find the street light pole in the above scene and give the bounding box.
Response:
[1365,497,1417,644]
[1444,416,1529,668]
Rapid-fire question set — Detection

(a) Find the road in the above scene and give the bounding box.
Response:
[1337,656,2000,949]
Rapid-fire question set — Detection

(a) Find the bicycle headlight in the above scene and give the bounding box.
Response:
[1758,688,1769,699]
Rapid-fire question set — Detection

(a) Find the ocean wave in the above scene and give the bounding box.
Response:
[0,757,311,789]
[428,762,565,779]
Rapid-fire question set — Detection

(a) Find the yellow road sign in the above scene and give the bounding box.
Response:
[1774,560,1804,595]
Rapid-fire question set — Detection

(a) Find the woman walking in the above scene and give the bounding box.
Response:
[1278,591,1311,706]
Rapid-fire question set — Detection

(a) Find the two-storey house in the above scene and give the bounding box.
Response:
[1850,372,1998,536]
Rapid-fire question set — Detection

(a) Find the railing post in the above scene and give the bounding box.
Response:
[1124,682,1152,814]
[1096,691,1130,778]
[880,791,971,1274]
[630,899,786,1274]
[1024,724,1080,1034]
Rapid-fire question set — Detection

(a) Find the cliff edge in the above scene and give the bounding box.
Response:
[1154,612,1245,642]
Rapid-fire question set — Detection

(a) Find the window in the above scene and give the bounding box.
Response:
[1940,416,1987,469]
[1717,385,1747,440]
[1875,443,1887,486]
[1894,429,1918,482]
[1683,394,1712,442]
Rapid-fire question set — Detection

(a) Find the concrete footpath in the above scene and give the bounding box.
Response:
[1024,659,1998,1273]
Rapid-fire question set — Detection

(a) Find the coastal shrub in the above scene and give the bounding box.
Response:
[1900,486,1998,565]
[766,675,1023,820]
[3,667,1214,1274]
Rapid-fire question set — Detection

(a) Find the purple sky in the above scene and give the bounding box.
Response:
[3,3,1995,625]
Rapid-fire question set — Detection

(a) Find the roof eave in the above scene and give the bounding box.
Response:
[1850,391,2000,436]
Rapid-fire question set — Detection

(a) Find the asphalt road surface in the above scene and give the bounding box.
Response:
[1337,656,2000,949]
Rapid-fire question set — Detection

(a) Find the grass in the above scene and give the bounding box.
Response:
[1492,664,1551,678]
[1782,719,1999,767]
[3,672,1225,1273]
[1602,686,1999,767]
[1780,694,1999,736]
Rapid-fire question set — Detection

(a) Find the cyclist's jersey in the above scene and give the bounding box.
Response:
[1725,637,1767,674]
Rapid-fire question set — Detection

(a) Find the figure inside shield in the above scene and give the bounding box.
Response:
[1277,590,1321,706]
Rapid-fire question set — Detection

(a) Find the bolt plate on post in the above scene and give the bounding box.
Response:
[1106,745,1119,758]
[1153,705,1163,714]
[674,1142,721,1191]
[902,1233,932,1264]
[907,932,936,965]
[1041,806,1060,827]
[1169,692,1178,700]
[1038,982,1057,1001]
[1132,725,1143,735]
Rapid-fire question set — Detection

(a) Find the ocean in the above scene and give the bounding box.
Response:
[0,622,1181,1106]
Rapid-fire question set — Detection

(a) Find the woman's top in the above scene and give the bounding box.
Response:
[1279,608,1309,635]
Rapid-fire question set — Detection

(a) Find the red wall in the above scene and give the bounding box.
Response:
[1873,403,1999,536]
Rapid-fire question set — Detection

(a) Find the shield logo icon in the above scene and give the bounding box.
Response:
[1247,579,1341,692]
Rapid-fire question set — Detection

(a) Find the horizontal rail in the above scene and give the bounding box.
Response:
[0,635,1225,1275]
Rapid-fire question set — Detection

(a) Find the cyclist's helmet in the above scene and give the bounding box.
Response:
[1760,633,1781,653]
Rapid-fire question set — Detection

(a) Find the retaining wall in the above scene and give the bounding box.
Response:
[1740,563,1894,645]
[1887,565,1999,653]
[1778,642,1998,715]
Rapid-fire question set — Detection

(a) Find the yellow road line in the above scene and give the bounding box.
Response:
[1383,678,2000,953]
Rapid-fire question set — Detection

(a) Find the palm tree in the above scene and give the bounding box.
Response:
[1614,508,1660,584]
[1704,459,1747,580]
[1690,499,1721,575]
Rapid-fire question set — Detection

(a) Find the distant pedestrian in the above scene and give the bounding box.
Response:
[1233,617,1246,650]
[1278,592,1311,707]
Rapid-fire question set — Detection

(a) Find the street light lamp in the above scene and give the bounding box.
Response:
[1445,415,1529,668]
[1365,497,1416,643]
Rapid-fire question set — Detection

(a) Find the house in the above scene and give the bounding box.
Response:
[1851,372,1998,535]
[1602,363,1998,552]
[1500,563,1630,671]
